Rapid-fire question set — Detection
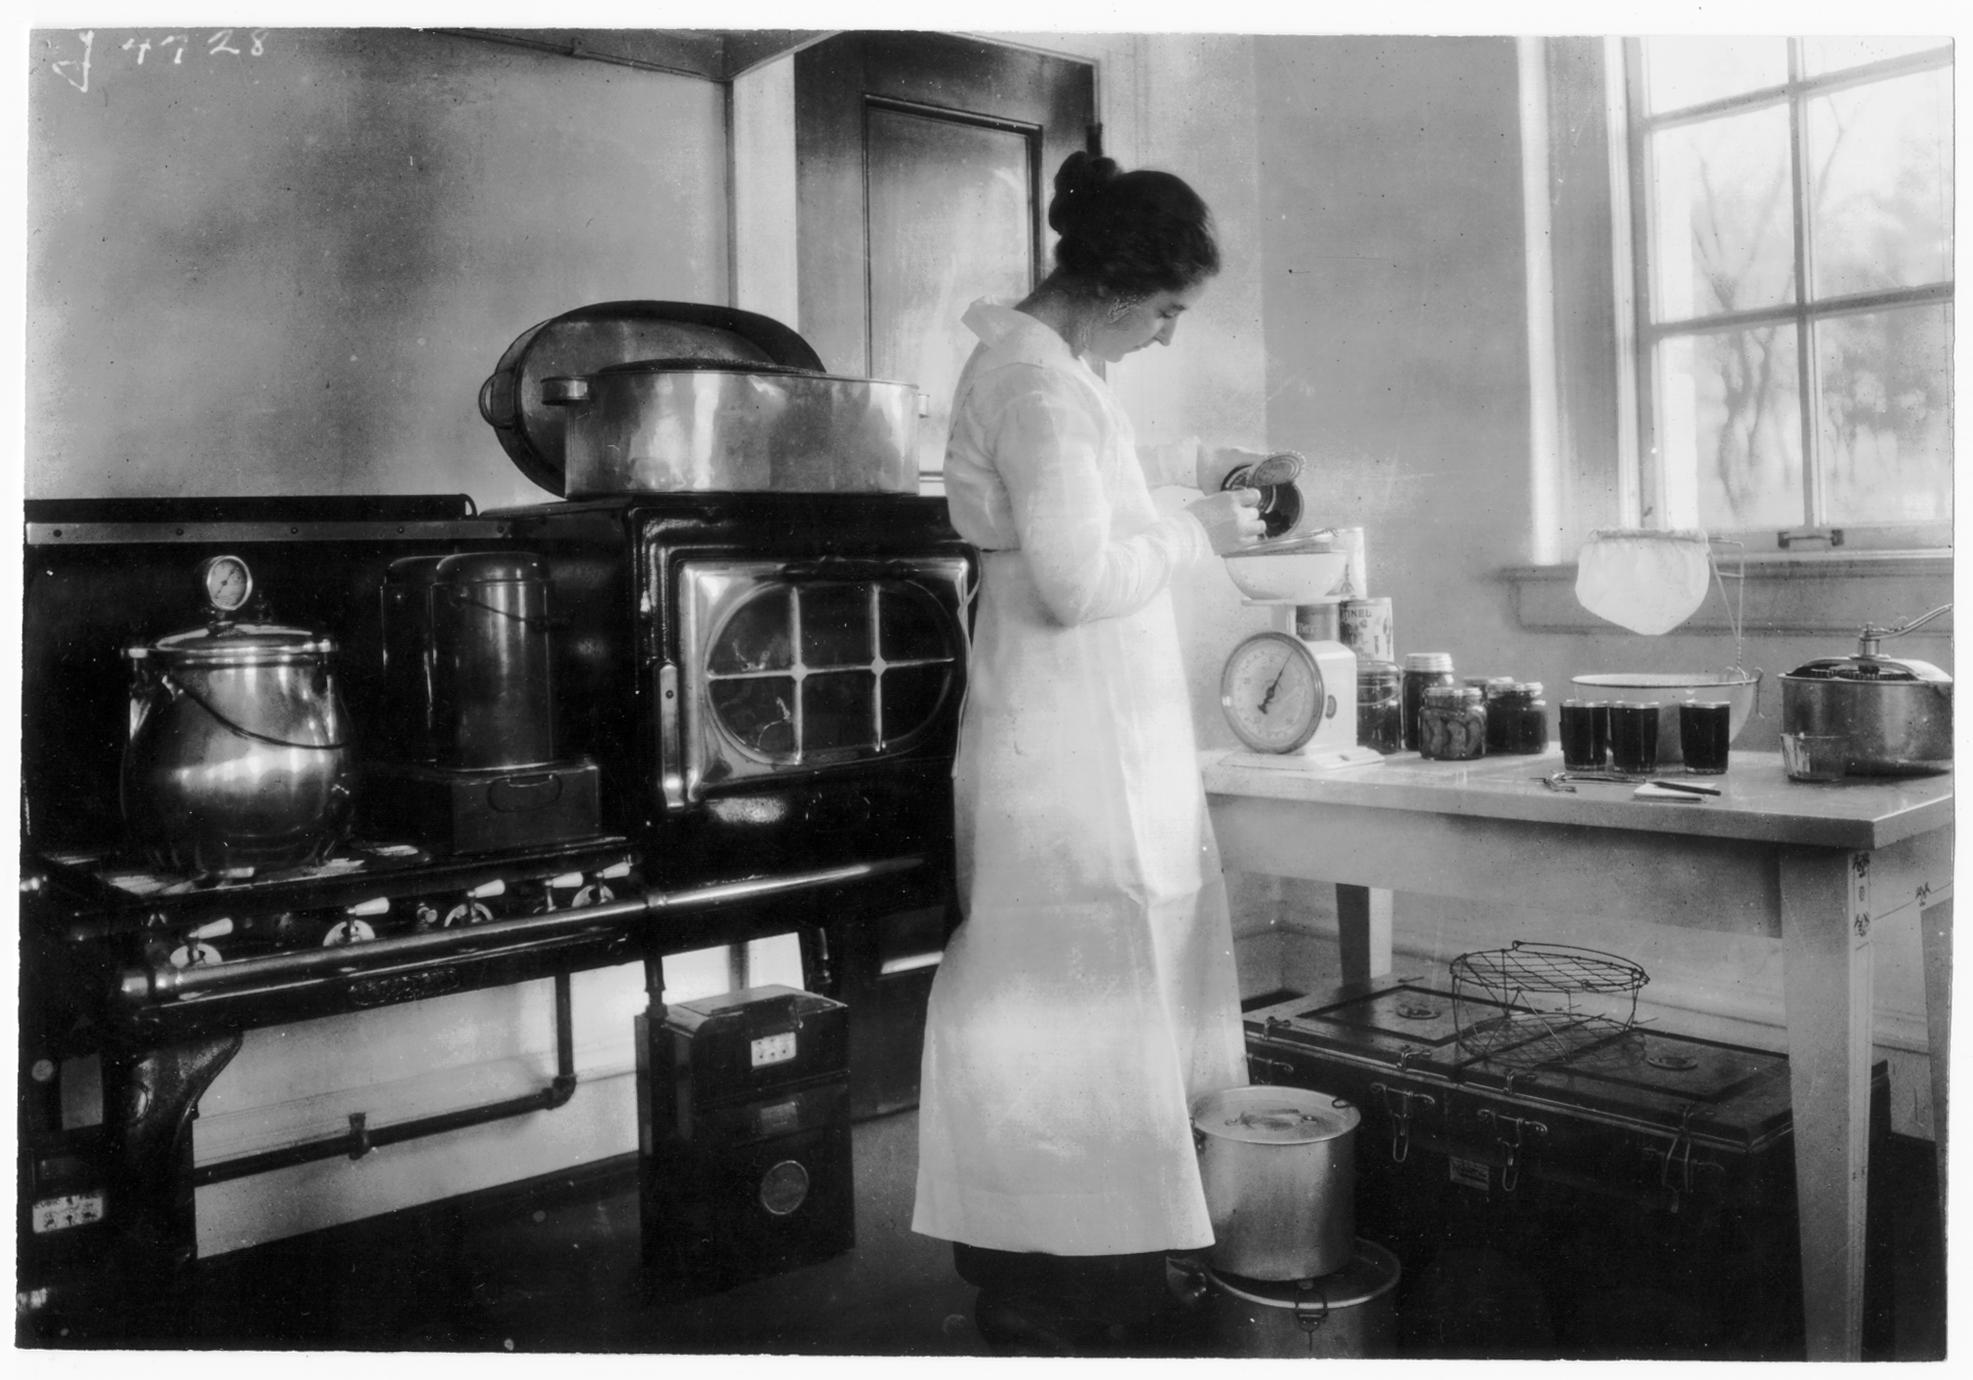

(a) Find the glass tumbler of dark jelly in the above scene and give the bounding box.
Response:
[1560,699,1607,770]
[1607,702,1660,775]
[1679,700,1732,774]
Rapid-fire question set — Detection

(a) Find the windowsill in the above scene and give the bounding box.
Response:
[1501,549,1954,637]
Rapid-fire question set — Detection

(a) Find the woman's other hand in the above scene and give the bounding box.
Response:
[1186,488,1265,554]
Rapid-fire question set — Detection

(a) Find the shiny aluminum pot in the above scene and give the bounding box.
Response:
[1780,604,1953,777]
[122,624,353,873]
[1204,1241,1401,1358]
[1193,1085,1359,1281]
[539,359,921,496]
[380,552,556,770]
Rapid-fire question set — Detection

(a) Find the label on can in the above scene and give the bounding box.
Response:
[1339,598,1396,664]
[1295,602,1342,642]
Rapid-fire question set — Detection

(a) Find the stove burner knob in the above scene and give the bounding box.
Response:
[322,918,377,946]
[442,900,494,928]
[572,882,615,909]
[534,872,588,914]
[169,941,223,968]
[411,901,442,932]
[167,917,234,967]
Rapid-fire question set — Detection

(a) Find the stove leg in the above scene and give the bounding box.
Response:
[102,1032,244,1337]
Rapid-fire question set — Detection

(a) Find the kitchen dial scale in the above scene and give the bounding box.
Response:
[1218,537,1382,771]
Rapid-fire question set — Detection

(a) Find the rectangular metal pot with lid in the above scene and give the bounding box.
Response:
[544,359,921,497]
[478,301,921,497]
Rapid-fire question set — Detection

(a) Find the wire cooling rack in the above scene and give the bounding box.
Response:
[1449,941,1649,1069]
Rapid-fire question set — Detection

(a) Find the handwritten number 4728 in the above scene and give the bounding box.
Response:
[209,30,268,58]
[116,30,267,67]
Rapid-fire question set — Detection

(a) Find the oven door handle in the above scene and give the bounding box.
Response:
[119,855,924,1006]
[777,558,923,583]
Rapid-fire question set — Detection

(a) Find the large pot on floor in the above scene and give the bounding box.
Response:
[1192,1084,1359,1281]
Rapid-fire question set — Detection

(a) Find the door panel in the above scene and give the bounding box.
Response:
[795,32,1097,487]
[867,105,1036,481]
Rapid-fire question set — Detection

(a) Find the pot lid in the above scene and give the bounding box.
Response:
[477,301,827,496]
[433,551,547,585]
[1785,654,1951,685]
[1191,1085,1360,1144]
[128,623,335,664]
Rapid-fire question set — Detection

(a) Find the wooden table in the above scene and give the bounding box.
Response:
[1204,748,1953,1361]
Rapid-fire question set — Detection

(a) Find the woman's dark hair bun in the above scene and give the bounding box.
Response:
[1047,150,1122,237]
[1046,150,1220,295]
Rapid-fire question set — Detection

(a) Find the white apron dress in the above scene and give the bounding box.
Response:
[911,300,1248,1257]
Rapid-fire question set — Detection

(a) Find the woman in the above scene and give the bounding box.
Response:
[911,150,1268,1356]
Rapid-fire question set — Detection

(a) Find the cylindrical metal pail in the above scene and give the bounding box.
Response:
[1205,1241,1401,1358]
[429,552,556,770]
[1192,1084,1359,1281]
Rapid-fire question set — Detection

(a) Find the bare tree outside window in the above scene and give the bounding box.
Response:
[1629,38,1952,548]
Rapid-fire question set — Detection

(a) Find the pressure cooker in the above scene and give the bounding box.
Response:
[1780,604,1952,777]
[122,619,353,874]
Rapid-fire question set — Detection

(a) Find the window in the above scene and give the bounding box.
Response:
[1623,37,1952,551]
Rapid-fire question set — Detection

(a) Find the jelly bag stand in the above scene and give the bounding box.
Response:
[1572,532,1762,766]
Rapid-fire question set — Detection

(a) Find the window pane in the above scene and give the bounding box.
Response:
[1817,305,1953,524]
[1641,37,1787,113]
[1648,108,1797,318]
[1807,68,1953,298]
[1658,328,1804,531]
[798,583,874,667]
[1802,37,1950,75]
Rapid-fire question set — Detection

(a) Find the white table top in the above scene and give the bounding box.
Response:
[1203,748,1954,852]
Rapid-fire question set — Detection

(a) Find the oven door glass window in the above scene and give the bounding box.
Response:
[679,557,969,798]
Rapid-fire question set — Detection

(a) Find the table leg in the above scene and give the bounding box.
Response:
[1779,847,1876,1362]
[1335,884,1393,986]
[1920,894,1951,1206]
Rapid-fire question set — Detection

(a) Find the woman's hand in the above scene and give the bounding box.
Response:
[1186,488,1266,554]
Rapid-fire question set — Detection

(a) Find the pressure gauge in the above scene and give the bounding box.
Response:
[196,554,254,616]
[1220,631,1328,754]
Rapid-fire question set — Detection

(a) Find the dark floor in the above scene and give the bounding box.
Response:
[53,1106,1949,1360]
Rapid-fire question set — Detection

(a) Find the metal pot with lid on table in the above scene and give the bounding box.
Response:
[1780,603,1952,777]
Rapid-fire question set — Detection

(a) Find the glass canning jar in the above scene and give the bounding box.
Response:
[1401,652,1456,752]
[1486,681,1549,755]
[1356,660,1404,754]
[1419,685,1487,760]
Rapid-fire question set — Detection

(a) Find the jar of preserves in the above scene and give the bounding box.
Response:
[1419,685,1488,761]
[1356,660,1403,754]
[1401,652,1456,752]
[1488,681,1549,755]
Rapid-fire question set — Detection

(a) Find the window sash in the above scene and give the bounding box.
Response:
[1621,37,1953,551]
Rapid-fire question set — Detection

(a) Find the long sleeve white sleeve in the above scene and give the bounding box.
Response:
[988,368,1210,627]
[1135,435,1206,490]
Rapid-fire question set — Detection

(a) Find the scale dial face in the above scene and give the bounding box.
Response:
[1221,631,1327,753]
[196,554,254,615]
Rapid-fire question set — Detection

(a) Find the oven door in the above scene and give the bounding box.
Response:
[670,554,971,806]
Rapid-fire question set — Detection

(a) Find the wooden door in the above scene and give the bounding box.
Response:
[794,32,1096,488]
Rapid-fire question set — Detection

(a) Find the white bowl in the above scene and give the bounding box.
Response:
[1570,671,1763,766]
[1221,545,1349,602]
